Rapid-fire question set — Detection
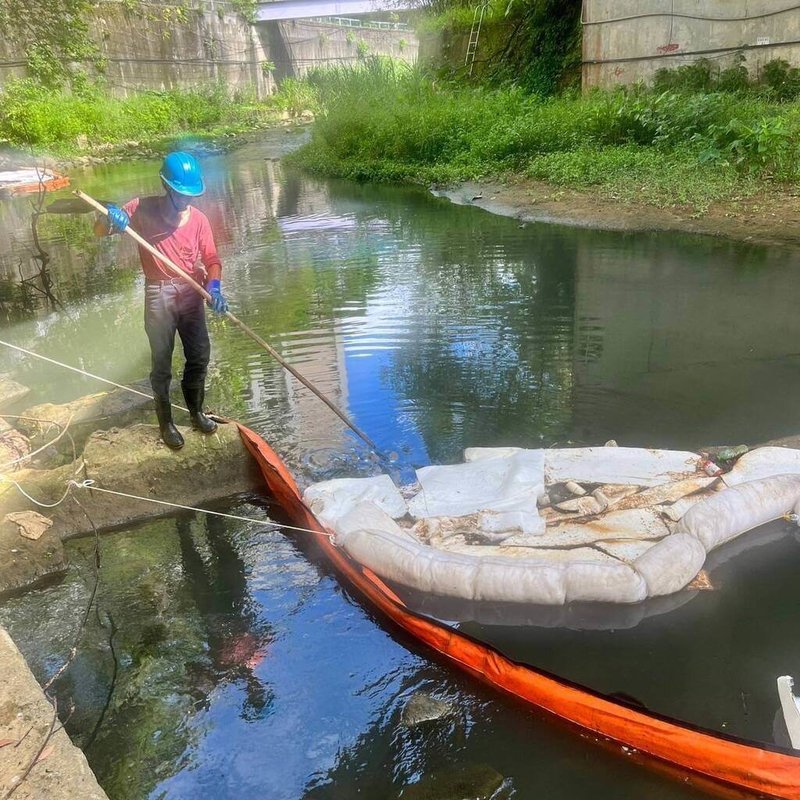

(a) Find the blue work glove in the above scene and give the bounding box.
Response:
[104,203,129,234]
[207,279,229,314]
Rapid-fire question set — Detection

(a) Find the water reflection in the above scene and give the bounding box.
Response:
[176,514,273,722]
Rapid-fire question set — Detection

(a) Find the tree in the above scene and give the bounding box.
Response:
[0,0,102,87]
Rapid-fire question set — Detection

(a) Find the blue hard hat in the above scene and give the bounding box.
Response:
[159,151,205,197]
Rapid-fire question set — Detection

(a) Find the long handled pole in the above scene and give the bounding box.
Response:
[75,189,379,452]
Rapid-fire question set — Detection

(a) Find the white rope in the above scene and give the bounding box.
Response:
[1,475,333,538]
[0,413,75,471]
[2,478,74,508]
[0,340,334,540]
[0,339,189,413]
[70,479,333,539]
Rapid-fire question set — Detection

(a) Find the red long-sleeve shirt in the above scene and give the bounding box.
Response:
[122,196,221,281]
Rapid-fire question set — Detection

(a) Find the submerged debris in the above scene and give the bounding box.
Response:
[397,763,511,800]
[400,691,455,728]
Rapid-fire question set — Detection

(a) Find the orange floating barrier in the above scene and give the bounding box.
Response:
[237,423,800,799]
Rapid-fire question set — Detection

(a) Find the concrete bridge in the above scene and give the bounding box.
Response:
[255,0,418,84]
[257,0,414,22]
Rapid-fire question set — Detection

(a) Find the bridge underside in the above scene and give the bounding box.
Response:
[256,0,412,22]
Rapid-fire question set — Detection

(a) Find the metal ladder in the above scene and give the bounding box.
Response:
[465,1,489,76]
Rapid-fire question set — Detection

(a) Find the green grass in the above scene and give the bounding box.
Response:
[527,146,756,208]
[0,80,299,155]
[288,58,800,210]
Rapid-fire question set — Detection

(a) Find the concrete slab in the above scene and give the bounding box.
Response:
[0,628,108,800]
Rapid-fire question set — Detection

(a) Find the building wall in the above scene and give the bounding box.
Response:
[583,0,800,89]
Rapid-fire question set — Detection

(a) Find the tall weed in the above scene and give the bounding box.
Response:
[0,80,259,150]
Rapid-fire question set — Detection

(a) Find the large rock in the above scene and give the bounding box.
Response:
[400,691,456,728]
[17,385,155,465]
[0,628,109,799]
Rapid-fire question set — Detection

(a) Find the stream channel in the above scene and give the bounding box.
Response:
[1,130,800,799]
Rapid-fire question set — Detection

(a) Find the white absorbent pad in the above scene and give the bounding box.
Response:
[303,474,407,528]
[676,474,800,551]
[408,450,545,519]
[545,447,701,487]
[722,447,800,487]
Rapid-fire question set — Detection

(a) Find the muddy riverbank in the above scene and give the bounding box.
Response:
[440,178,800,250]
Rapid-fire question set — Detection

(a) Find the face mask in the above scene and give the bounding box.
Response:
[167,190,191,213]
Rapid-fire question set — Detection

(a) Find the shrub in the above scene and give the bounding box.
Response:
[271,77,319,116]
[760,59,800,101]
[696,116,798,178]
[653,59,716,93]
[0,80,235,150]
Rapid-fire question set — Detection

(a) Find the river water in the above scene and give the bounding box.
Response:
[1,131,800,799]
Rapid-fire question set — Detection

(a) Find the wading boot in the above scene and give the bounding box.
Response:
[182,383,217,434]
[154,396,185,450]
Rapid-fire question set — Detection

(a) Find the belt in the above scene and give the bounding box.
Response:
[145,277,193,286]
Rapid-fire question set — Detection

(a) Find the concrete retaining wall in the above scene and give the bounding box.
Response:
[95,3,274,98]
[0,628,109,800]
[275,19,417,77]
[0,2,417,96]
[583,0,800,89]
[0,1,274,97]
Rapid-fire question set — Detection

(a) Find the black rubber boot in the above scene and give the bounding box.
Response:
[182,383,217,434]
[154,397,185,450]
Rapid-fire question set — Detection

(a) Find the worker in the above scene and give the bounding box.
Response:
[95,151,228,450]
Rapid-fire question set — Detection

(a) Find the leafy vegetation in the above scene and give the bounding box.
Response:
[288,57,800,208]
[0,79,310,154]
[0,0,102,87]
[483,0,582,95]
[415,0,581,94]
[652,54,800,101]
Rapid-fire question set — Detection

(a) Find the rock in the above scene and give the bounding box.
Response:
[0,376,30,411]
[0,628,109,799]
[0,513,66,595]
[397,764,510,800]
[17,384,155,463]
[400,691,455,728]
[0,421,260,545]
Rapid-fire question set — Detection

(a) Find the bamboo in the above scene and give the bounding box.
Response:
[75,189,378,451]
